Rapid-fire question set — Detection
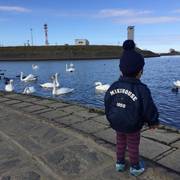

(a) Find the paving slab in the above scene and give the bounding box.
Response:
[140,137,171,160]
[30,126,74,149]
[1,171,42,180]
[0,159,57,180]
[12,136,44,155]
[73,109,99,119]
[71,119,108,134]
[84,162,179,180]
[46,102,70,109]
[0,115,41,136]
[90,115,110,126]
[55,114,86,125]
[0,158,23,175]
[39,110,70,120]
[1,93,23,99]
[142,129,180,145]
[2,99,21,105]
[11,101,34,108]
[22,97,41,103]
[0,93,180,179]
[171,140,180,148]
[94,128,116,144]
[82,164,133,180]
[0,146,54,180]
[34,99,57,105]
[2,93,29,101]
[41,141,113,179]
[31,108,53,115]
[0,97,11,102]
[0,142,19,162]
[22,105,46,113]
[158,149,180,173]
[61,105,87,114]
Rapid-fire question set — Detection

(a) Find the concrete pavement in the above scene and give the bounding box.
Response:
[0,92,179,180]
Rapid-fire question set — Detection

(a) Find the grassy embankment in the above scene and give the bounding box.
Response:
[0,45,159,61]
[160,51,180,56]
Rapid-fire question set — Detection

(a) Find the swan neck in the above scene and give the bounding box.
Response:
[20,72,23,80]
[52,80,57,94]
[55,75,59,86]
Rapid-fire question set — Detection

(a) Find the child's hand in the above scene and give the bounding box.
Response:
[149,125,159,129]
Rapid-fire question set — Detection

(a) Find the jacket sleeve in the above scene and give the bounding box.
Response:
[104,89,111,117]
[142,86,159,126]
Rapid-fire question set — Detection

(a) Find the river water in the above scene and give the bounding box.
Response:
[0,56,179,129]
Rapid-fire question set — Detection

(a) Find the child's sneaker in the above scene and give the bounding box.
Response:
[130,161,145,176]
[116,163,125,172]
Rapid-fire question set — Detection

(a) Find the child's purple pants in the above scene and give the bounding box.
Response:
[116,131,140,166]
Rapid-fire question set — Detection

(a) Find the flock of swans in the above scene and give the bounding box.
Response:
[2,62,179,95]
[3,63,111,96]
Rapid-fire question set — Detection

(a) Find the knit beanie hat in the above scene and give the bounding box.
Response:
[120,40,145,75]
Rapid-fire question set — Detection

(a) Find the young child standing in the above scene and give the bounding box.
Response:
[104,40,159,176]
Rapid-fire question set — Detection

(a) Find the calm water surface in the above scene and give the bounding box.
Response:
[0,56,179,129]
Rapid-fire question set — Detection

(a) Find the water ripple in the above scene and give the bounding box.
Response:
[0,57,179,129]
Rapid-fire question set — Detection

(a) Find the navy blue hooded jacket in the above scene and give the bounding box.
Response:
[104,77,159,133]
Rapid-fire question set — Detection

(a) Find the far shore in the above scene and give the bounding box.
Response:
[0,45,160,61]
[0,55,159,61]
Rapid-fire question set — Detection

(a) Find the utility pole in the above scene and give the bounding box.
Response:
[30,28,33,46]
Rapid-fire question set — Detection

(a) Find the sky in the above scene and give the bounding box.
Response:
[1,0,180,52]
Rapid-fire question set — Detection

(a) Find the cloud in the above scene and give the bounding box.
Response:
[37,8,180,25]
[50,8,152,18]
[95,8,180,24]
[114,16,180,24]
[0,6,31,13]
[97,9,152,17]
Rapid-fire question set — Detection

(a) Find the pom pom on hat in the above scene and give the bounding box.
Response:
[120,40,144,75]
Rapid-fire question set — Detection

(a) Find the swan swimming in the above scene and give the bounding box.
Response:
[23,86,36,94]
[32,64,39,70]
[173,80,180,88]
[95,82,110,92]
[52,78,74,95]
[20,72,37,82]
[40,73,59,88]
[66,63,75,72]
[5,79,14,92]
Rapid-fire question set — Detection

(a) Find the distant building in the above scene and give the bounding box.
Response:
[169,48,175,53]
[127,26,134,40]
[44,24,49,46]
[75,39,89,45]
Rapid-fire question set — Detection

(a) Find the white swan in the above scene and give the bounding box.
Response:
[173,80,180,88]
[20,72,37,82]
[66,63,75,72]
[23,86,36,94]
[95,82,110,92]
[32,64,39,70]
[40,73,59,88]
[52,79,74,95]
[5,79,14,92]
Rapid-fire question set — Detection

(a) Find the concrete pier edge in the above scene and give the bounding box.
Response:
[0,91,179,179]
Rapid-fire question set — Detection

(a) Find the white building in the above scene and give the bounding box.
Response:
[127,26,134,40]
[75,39,89,45]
